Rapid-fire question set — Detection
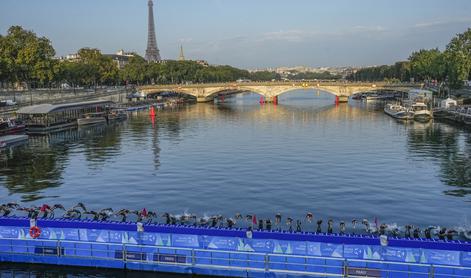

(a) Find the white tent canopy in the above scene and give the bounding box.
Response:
[440,98,457,108]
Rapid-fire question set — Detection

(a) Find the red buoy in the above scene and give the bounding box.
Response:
[335,96,339,105]
[150,106,156,117]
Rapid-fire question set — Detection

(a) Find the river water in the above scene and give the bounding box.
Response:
[0,91,471,275]
[0,90,470,276]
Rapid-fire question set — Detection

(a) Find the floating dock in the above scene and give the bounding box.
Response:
[0,217,470,277]
[0,135,28,148]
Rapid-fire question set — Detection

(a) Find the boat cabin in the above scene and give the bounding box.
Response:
[411,102,429,111]
[17,100,114,134]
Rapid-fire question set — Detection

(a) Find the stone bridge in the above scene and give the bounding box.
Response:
[139,82,421,103]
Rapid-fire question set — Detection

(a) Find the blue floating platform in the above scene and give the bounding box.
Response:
[0,217,470,277]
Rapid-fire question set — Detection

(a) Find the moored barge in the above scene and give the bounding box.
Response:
[16,100,114,134]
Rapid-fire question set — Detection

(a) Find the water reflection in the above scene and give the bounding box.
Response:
[0,123,125,201]
[406,121,471,197]
[0,144,66,201]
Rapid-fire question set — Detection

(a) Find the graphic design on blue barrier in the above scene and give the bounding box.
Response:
[307,242,343,257]
[344,244,365,259]
[246,239,275,253]
[172,234,199,248]
[0,226,19,239]
[207,236,238,251]
[382,246,421,263]
[63,228,79,241]
[80,229,109,242]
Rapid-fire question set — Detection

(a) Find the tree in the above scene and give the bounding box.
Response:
[250,71,281,81]
[409,48,445,81]
[121,55,148,85]
[0,26,56,89]
[444,28,471,89]
[0,35,7,83]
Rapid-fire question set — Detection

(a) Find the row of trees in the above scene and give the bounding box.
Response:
[121,56,256,85]
[0,26,120,89]
[2,25,470,89]
[0,25,286,89]
[348,28,471,88]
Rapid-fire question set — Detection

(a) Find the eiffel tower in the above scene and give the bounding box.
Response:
[145,0,161,62]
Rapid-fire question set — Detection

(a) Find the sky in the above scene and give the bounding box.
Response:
[1,0,471,69]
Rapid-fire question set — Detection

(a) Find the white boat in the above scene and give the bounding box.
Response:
[77,112,107,126]
[411,102,433,122]
[384,103,414,120]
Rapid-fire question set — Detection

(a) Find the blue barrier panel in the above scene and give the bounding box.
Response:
[461,251,471,266]
[206,236,239,251]
[172,234,199,248]
[0,239,12,252]
[230,252,249,267]
[2,218,471,277]
[423,249,461,266]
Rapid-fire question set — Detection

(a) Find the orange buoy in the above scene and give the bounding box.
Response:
[29,226,41,239]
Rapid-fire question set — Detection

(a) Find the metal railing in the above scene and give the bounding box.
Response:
[0,238,470,277]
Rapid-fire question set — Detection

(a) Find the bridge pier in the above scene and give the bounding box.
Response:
[338,96,349,103]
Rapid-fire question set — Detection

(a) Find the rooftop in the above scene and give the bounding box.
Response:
[17,100,114,115]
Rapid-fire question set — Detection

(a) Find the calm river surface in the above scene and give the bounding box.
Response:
[0,90,470,230]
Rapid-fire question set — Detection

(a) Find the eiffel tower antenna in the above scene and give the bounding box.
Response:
[145,0,161,62]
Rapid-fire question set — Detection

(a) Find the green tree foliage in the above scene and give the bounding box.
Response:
[348,62,410,82]
[409,48,445,81]
[121,55,148,85]
[2,25,471,90]
[250,71,281,81]
[0,26,55,88]
[445,28,471,89]
[0,35,6,82]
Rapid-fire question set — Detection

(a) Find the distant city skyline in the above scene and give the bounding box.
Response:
[1,0,471,68]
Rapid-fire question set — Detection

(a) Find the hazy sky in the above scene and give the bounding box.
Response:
[1,0,471,68]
